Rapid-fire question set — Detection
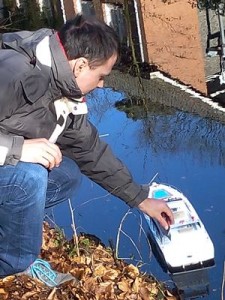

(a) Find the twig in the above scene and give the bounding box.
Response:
[115,209,153,264]
[68,198,80,256]
[137,213,153,261]
[45,213,58,228]
[75,189,119,209]
[116,209,132,259]
[221,261,225,300]
[120,229,143,261]
[149,172,159,185]
[99,133,109,137]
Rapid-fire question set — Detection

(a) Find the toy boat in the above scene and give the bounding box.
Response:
[144,182,215,274]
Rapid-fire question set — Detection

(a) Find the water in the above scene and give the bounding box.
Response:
[52,87,225,299]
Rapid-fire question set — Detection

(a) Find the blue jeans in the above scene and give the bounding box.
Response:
[0,156,81,277]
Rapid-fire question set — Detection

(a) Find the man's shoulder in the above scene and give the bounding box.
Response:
[1,28,54,57]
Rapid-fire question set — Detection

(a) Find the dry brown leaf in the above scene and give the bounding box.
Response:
[71,256,86,264]
[1,276,15,284]
[83,277,98,292]
[93,264,107,277]
[140,286,158,300]
[128,294,138,300]
[102,269,119,281]
[0,222,178,300]
[132,277,140,293]
[0,288,6,294]
[117,291,127,300]
[117,280,130,292]
[21,291,38,299]
[124,264,139,279]
[98,281,114,295]
[164,289,178,300]
[47,288,57,300]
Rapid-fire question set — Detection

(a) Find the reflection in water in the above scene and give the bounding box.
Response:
[115,97,225,167]
[54,87,225,300]
[87,87,126,119]
[141,112,225,165]
[86,88,225,299]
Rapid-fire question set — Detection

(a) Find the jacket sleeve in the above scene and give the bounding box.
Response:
[57,114,148,207]
[0,131,24,165]
[0,76,25,165]
[0,50,28,165]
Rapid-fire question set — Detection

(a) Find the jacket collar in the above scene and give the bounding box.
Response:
[50,33,83,101]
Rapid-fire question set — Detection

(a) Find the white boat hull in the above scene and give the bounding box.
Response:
[144,182,215,274]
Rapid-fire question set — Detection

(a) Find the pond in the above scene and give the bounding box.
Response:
[51,87,225,300]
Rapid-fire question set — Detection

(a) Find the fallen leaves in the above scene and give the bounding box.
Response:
[0,222,179,300]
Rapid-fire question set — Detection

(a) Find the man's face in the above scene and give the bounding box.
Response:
[70,54,117,95]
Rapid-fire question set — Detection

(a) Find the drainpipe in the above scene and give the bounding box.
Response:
[59,0,66,23]
[218,2,225,84]
[133,0,144,62]
[75,0,82,13]
[92,0,103,21]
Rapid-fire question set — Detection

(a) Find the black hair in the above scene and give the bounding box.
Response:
[58,14,120,67]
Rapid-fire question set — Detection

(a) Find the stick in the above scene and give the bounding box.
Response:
[68,198,80,256]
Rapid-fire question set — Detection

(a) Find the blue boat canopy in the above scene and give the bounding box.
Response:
[153,189,171,199]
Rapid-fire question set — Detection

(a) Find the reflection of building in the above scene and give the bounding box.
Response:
[0,0,4,18]
[2,0,225,98]
[62,0,208,94]
[63,0,129,45]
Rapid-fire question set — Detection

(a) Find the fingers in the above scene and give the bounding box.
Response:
[42,141,62,168]
[38,155,52,169]
[162,205,174,225]
[158,215,170,230]
[41,148,59,169]
[158,204,174,230]
[159,212,172,230]
[138,198,174,230]
[46,140,62,160]
[21,138,62,169]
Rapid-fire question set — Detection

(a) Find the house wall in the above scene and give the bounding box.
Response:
[62,0,77,19]
[138,0,207,94]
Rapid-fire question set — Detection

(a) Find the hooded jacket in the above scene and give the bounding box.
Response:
[0,29,148,207]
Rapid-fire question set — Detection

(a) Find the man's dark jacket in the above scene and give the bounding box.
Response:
[0,29,148,207]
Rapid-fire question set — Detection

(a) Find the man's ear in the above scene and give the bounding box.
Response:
[69,57,89,78]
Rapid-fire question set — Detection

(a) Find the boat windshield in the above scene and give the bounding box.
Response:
[153,189,171,199]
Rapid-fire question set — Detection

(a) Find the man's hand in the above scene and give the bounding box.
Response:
[20,138,62,170]
[138,198,174,230]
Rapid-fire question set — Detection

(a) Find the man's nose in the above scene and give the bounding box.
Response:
[97,80,104,88]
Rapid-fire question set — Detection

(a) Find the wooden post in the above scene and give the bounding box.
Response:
[92,0,104,21]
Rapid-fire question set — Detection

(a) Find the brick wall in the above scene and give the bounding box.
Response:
[62,0,77,20]
[138,0,207,94]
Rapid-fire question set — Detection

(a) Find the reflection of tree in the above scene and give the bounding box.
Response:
[1,0,63,30]
[20,0,44,30]
[42,0,63,30]
[115,97,175,121]
[1,0,24,31]
[137,107,225,166]
[86,88,225,167]
[86,87,126,124]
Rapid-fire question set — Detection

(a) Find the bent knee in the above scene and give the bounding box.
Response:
[18,163,48,192]
[0,163,48,206]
